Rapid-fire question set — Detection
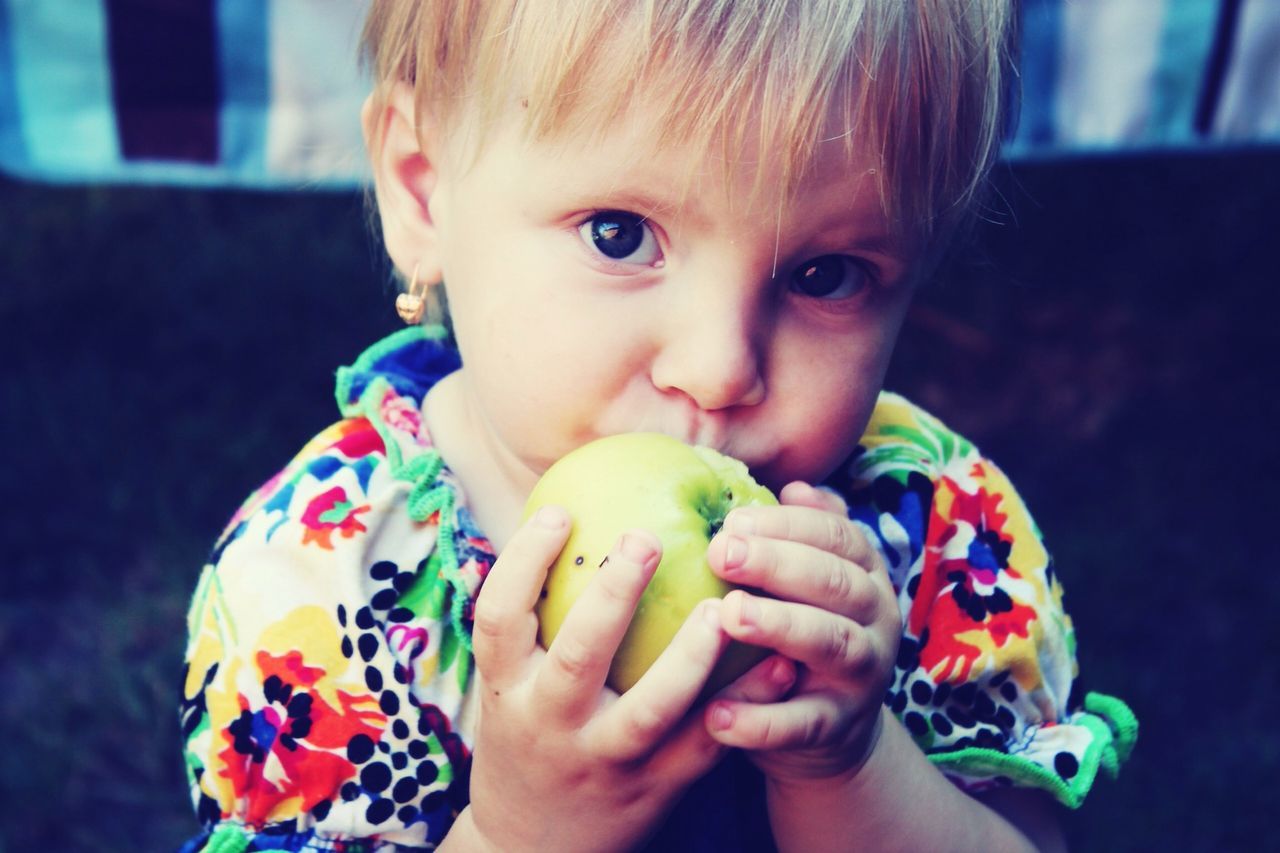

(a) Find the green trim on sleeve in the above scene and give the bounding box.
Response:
[1085,691,1139,766]
[204,824,250,853]
[203,820,351,853]
[926,692,1138,809]
[928,741,1080,808]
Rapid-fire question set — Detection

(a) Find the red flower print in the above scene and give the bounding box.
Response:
[300,487,370,549]
[329,417,386,460]
[380,389,424,440]
[217,649,386,826]
[908,476,1037,683]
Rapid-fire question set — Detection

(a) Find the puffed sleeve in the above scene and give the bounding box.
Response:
[179,355,488,850]
[831,392,1137,808]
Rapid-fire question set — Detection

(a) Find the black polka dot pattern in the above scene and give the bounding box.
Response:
[312,559,475,839]
[888,663,1027,756]
[361,761,392,793]
[347,734,375,764]
[876,614,1094,800]
[366,797,395,825]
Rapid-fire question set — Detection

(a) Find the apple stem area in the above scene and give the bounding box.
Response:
[699,491,733,538]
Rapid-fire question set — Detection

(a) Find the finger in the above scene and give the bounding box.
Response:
[534,530,662,721]
[779,480,848,515]
[706,690,850,752]
[473,506,571,688]
[720,591,881,677]
[720,502,878,572]
[714,654,798,704]
[646,695,732,790]
[592,598,728,762]
[707,531,883,621]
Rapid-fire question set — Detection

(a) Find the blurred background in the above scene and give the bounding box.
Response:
[2,1,1279,850]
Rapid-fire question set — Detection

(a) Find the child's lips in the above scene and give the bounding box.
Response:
[684,416,724,451]
[678,419,774,473]
[609,402,769,466]
[661,406,733,453]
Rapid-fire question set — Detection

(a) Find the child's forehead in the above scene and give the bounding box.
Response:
[459,91,901,248]
[450,97,899,251]
[534,91,872,181]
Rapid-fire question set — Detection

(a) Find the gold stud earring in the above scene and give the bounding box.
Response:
[395,264,427,325]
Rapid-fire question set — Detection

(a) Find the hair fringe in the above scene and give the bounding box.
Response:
[362,0,1015,256]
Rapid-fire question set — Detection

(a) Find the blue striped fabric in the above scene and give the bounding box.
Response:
[5,0,120,177]
[0,0,1276,187]
[216,2,269,185]
[0,0,18,168]
[1010,0,1060,150]
[1152,0,1219,144]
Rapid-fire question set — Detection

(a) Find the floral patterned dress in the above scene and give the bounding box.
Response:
[179,326,1136,851]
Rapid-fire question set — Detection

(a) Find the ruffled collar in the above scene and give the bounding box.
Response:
[335,325,461,416]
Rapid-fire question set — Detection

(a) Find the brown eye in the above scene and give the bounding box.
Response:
[579,211,660,264]
[790,255,869,299]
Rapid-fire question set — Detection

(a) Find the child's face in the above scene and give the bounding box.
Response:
[423,104,917,497]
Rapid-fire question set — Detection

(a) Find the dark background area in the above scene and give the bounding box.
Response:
[2,150,1277,850]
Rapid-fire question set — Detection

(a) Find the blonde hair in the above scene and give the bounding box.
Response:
[363,0,1012,261]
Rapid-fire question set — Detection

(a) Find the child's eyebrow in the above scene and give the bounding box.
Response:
[583,187,686,223]
[845,232,904,259]
[808,215,905,259]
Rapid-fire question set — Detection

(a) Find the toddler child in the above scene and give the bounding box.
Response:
[179,1,1136,850]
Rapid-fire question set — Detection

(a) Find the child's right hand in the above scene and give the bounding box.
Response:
[455,506,762,852]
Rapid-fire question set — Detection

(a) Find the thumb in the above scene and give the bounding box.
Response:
[779,481,848,515]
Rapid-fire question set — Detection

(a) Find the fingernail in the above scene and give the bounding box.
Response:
[815,484,848,510]
[709,703,734,731]
[737,595,759,629]
[771,657,794,687]
[723,535,747,571]
[702,599,722,630]
[620,533,657,570]
[534,506,566,529]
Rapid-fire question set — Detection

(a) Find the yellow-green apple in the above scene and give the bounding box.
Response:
[524,432,776,696]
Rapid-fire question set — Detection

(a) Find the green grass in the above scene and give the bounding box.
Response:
[2,151,1277,850]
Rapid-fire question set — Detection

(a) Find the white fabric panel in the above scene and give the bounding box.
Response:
[1056,0,1168,145]
[265,0,372,183]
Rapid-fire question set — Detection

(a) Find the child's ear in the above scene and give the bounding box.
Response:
[362,82,444,282]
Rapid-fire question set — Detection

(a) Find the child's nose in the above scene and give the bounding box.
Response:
[649,298,765,411]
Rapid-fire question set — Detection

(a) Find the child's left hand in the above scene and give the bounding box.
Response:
[704,481,902,783]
